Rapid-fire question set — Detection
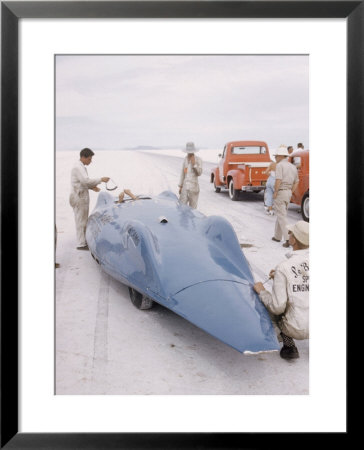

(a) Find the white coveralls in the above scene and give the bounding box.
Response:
[69,161,101,247]
[258,249,309,341]
[178,156,203,209]
[273,159,299,241]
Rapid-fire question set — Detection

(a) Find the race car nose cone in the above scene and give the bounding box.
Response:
[170,280,279,353]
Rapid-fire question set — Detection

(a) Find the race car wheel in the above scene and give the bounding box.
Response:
[214,181,221,193]
[128,287,154,310]
[301,192,309,222]
[228,180,240,201]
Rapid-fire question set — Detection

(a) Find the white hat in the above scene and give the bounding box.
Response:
[274,145,289,157]
[184,142,198,153]
[287,221,309,246]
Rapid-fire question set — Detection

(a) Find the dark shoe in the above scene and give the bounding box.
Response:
[282,240,290,248]
[272,237,280,242]
[280,345,299,359]
[77,245,89,251]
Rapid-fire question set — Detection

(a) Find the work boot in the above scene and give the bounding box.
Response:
[272,237,280,242]
[280,345,299,359]
[282,240,290,248]
[77,245,89,250]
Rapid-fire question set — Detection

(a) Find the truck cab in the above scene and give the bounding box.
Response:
[211,141,271,200]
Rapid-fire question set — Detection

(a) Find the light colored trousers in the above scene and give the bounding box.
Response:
[273,189,292,241]
[179,189,199,209]
[72,202,89,247]
[264,175,275,207]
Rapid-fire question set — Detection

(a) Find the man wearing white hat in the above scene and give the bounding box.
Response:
[254,220,309,359]
[272,145,299,247]
[178,142,203,209]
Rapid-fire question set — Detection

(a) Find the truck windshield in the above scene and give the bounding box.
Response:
[231,146,266,155]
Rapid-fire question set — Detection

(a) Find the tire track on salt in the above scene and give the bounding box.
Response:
[90,270,110,390]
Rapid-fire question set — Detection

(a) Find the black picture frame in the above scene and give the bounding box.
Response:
[1,1,357,448]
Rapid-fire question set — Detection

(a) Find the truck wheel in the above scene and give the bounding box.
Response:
[128,287,154,310]
[214,181,221,193]
[228,180,240,201]
[301,192,309,222]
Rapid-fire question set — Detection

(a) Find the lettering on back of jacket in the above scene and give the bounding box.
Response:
[291,262,309,293]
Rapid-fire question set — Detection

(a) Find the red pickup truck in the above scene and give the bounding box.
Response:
[210,141,271,200]
[289,149,309,222]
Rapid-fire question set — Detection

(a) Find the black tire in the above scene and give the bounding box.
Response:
[301,192,309,222]
[128,287,154,310]
[213,180,221,193]
[228,179,240,201]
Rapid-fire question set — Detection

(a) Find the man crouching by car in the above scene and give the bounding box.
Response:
[254,221,309,360]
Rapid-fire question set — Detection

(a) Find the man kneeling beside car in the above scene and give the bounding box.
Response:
[254,221,309,360]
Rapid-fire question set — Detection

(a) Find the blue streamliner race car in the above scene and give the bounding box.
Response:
[86,191,279,353]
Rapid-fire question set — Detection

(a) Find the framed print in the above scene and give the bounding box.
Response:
[1,0,358,447]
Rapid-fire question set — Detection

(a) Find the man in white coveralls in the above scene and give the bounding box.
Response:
[254,221,309,360]
[69,148,110,250]
[178,142,203,209]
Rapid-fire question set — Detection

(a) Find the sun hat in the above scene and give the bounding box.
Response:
[184,142,198,153]
[274,145,289,157]
[287,220,309,246]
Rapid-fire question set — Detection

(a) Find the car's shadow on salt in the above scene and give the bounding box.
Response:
[217,190,265,203]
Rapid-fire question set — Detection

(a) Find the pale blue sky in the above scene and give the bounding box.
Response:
[56,54,309,151]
